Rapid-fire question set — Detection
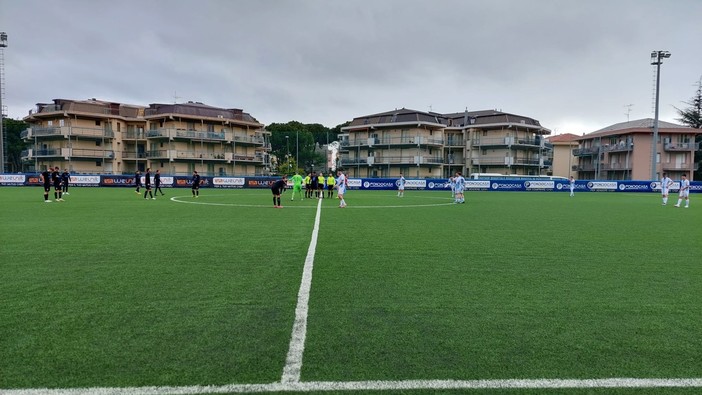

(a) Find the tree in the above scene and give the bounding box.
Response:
[3,118,29,173]
[675,77,702,179]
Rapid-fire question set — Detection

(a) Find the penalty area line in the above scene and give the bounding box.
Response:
[5,378,702,394]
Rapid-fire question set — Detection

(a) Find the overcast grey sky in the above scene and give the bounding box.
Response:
[1,0,700,134]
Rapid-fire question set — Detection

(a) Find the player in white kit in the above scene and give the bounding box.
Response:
[397,173,405,197]
[674,174,690,208]
[660,173,673,205]
[336,170,348,208]
[454,171,465,204]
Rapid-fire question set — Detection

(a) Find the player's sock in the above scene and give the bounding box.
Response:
[58,192,62,199]
[676,199,682,206]
[273,197,277,206]
[277,197,281,206]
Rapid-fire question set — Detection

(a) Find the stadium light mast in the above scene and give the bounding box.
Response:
[650,50,670,181]
[0,32,8,173]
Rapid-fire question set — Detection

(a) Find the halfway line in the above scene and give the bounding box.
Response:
[281,198,323,383]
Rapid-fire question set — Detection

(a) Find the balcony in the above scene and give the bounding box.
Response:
[600,163,632,171]
[473,137,552,149]
[573,146,600,156]
[662,162,699,171]
[70,149,115,159]
[444,137,464,146]
[664,142,699,151]
[121,150,147,160]
[342,156,444,166]
[21,126,114,140]
[345,136,444,147]
[602,142,633,153]
[123,129,146,139]
[145,128,266,146]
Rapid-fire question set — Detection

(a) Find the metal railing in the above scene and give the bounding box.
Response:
[144,128,266,144]
[664,142,699,151]
[345,136,444,146]
[71,149,115,158]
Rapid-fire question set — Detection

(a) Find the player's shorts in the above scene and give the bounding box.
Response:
[43,184,51,192]
[53,182,62,190]
[327,184,334,190]
[679,190,689,198]
[455,187,464,194]
[338,186,346,195]
[293,185,302,192]
[661,188,669,195]
[398,186,405,191]
[318,184,324,190]
[271,187,283,195]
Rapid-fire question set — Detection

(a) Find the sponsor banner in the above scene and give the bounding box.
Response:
[71,175,101,186]
[427,180,451,190]
[405,179,427,189]
[586,181,618,191]
[0,174,26,186]
[524,180,554,190]
[245,177,278,188]
[555,181,588,191]
[174,176,211,188]
[102,175,134,187]
[617,181,652,192]
[690,183,702,192]
[464,180,491,190]
[362,180,396,189]
[490,182,525,191]
[347,178,362,189]
[212,177,245,188]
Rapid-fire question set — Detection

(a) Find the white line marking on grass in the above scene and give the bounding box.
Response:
[6,378,702,394]
[281,197,323,383]
[169,196,455,209]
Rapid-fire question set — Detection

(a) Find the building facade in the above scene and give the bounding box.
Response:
[573,119,700,181]
[340,108,552,178]
[546,133,580,178]
[20,99,271,175]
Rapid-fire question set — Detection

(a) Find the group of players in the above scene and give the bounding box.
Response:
[40,167,71,202]
[660,173,691,208]
[271,169,348,208]
[133,168,167,199]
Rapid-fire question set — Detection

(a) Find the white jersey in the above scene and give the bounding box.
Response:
[336,174,347,193]
[661,177,672,193]
[679,178,690,197]
[569,179,575,191]
[398,176,405,190]
[454,175,465,192]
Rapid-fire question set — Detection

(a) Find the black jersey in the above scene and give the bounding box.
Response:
[61,171,70,183]
[41,171,51,185]
[144,171,151,186]
[51,171,61,186]
[272,179,286,191]
[154,173,161,186]
[192,174,201,188]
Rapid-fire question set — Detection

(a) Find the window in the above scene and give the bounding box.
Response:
[96,140,102,146]
[656,153,660,163]
[59,119,65,127]
[483,131,488,136]
[96,160,102,167]
[117,123,121,132]
[95,120,101,126]
[47,120,53,126]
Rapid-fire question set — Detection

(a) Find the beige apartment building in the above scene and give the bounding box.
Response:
[340,108,552,178]
[546,133,579,178]
[573,118,700,180]
[21,98,271,175]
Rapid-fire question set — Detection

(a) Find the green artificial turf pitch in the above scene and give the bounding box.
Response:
[0,187,700,393]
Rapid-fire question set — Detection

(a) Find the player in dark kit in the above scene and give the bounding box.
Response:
[61,169,71,195]
[40,168,52,202]
[134,170,142,194]
[310,171,319,198]
[271,176,288,208]
[143,168,154,200]
[52,167,64,202]
[154,169,165,196]
[191,171,201,198]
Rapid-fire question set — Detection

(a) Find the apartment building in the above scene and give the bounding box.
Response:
[21,98,271,176]
[546,133,579,178]
[573,119,700,181]
[340,108,552,178]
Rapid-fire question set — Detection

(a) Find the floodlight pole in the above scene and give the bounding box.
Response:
[650,50,670,181]
[0,32,7,173]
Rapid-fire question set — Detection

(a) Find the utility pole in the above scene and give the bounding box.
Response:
[650,50,671,181]
[0,32,8,173]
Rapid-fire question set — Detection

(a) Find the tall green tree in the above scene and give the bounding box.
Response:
[3,118,29,173]
[675,77,702,179]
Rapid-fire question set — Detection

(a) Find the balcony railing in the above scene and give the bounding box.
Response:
[145,128,266,145]
[71,149,115,158]
[474,137,552,149]
[664,142,699,151]
[600,163,632,170]
[21,126,114,139]
[662,163,698,171]
[573,146,600,156]
[602,142,633,153]
[341,156,444,165]
[121,151,147,159]
[345,136,444,147]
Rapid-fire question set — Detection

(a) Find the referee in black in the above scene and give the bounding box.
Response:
[191,170,201,198]
[271,175,288,208]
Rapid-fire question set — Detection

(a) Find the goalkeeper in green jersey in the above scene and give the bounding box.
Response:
[290,172,304,201]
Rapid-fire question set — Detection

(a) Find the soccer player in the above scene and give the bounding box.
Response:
[317,173,325,199]
[134,170,142,194]
[336,169,348,208]
[674,173,690,208]
[61,169,71,195]
[40,167,52,202]
[454,171,465,204]
[660,173,673,205]
[191,170,201,198]
[290,172,304,201]
[154,169,165,196]
[305,173,312,199]
[310,171,319,198]
[52,167,64,202]
[397,173,406,197]
[569,175,575,197]
[271,175,287,208]
[449,175,455,198]
[326,172,336,198]
[143,168,154,200]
